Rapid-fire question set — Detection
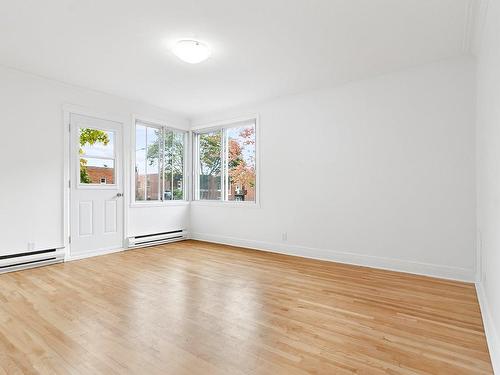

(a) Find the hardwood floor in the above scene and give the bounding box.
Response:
[0,240,493,374]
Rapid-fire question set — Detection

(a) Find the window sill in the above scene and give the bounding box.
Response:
[190,200,260,209]
[130,201,190,208]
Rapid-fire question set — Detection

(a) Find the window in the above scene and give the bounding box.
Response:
[194,118,257,203]
[134,120,186,202]
[79,127,115,185]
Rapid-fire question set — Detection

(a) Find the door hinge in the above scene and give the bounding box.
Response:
[68,236,71,244]
[68,123,71,132]
[68,180,71,188]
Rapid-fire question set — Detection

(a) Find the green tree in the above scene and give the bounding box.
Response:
[227,127,255,192]
[79,128,110,183]
[146,129,185,198]
[199,131,222,176]
[199,128,255,177]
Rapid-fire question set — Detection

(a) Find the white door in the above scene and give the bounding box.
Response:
[69,113,124,256]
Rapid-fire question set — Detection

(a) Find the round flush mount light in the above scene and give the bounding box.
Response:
[172,39,211,64]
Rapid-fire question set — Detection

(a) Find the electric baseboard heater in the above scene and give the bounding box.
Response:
[127,229,187,248]
[0,248,64,274]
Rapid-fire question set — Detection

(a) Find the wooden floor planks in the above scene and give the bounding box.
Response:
[0,240,493,374]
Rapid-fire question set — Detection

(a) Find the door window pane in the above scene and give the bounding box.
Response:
[199,130,222,200]
[80,158,115,184]
[226,124,256,202]
[79,127,115,185]
[80,129,114,158]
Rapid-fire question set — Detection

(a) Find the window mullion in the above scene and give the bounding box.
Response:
[171,132,174,200]
[195,133,200,200]
[160,127,165,201]
[144,126,148,201]
[223,128,228,202]
[220,129,224,201]
[185,132,188,201]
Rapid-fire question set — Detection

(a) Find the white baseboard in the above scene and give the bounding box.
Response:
[476,283,500,374]
[64,237,189,262]
[65,246,125,262]
[189,232,476,282]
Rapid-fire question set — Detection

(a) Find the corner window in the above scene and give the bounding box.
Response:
[194,118,257,203]
[134,120,186,202]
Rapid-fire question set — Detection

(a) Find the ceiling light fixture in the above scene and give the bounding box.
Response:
[172,39,211,64]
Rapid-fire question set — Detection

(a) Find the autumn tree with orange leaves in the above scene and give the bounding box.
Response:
[199,126,255,198]
[228,127,255,194]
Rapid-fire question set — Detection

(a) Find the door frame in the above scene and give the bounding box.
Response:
[62,104,130,261]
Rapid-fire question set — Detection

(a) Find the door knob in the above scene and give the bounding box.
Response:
[116,193,123,197]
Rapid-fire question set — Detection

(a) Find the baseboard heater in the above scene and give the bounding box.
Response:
[127,229,187,249]
[0,248,65,274]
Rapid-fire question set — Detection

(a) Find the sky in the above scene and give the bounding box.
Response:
[80,130,114,168]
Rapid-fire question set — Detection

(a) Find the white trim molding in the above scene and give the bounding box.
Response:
[189,233,476,282]
[191,113,260,131]
[476,283,500,374]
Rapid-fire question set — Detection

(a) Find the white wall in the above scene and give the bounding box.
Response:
[476,0,500,371]
[190,57,477,281]
[0,66,189,256]
[0,57,477,281]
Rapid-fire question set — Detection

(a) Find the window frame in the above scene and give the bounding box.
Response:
[131,117,189,207]
[191,115,260,208]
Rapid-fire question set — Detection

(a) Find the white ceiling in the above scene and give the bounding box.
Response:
[0,0,475,117]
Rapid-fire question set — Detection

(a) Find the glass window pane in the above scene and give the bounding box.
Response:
[172,131,184,200]
[226,123,256,202]
[135,124,147,201]
[80,128,114,158]
[199,130,222,200]
[146,127,161,201]
[80,158,115,184]
[163,130,173,201]
[162,130,185,201]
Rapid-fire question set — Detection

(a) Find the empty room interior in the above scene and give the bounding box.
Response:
[1,0,500,374]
